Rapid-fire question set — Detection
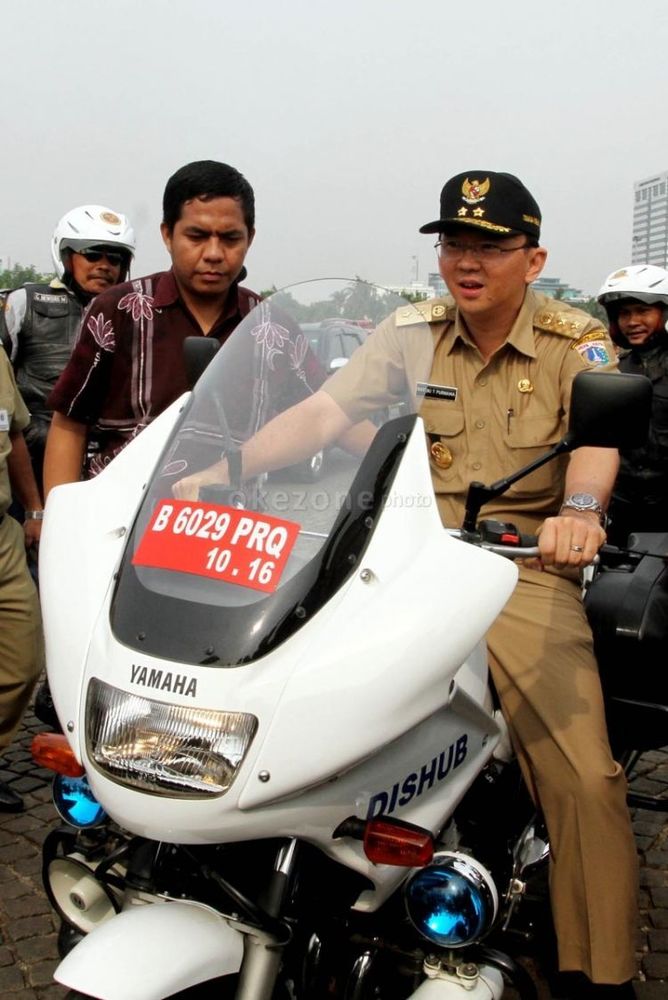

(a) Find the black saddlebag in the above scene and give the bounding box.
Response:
[584,532,668,752]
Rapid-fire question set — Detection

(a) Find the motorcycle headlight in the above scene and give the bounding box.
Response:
[404,852,498,948]
[86,678,258,798]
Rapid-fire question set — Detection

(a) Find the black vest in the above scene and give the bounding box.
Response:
[14,284,82,434]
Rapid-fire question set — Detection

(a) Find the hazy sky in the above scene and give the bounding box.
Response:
[2,0,667,296]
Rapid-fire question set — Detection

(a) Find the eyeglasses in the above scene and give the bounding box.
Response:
[76,248,127,266]
[434,238,534,261]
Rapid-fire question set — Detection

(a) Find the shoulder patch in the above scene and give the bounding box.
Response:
[571,330,613,367]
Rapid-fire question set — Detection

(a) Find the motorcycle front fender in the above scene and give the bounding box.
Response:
[54,900,244,1000]
[406,965,505,999]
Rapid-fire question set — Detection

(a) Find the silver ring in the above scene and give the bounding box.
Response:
[571,544,584,552]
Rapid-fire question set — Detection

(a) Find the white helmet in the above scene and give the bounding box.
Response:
[51,204,136,280]
[597,264,668,345]
[597,264,668,307]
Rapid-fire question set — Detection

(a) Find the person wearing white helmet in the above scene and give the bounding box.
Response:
[0,204,135,497]
[597,264,668,543]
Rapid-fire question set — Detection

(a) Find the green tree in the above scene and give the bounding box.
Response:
[257,278,411,326]
[576,297,608,325]
[397,289,429,304]
[0,263,53,289]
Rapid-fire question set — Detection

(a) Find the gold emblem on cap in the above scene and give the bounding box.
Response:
[518,379,534,394]
[472,207,485,218]
[430,442,453,469]
[100,211,121,225]
[461,177,490,205]
[432,304,446,318]
[457,207,468,217]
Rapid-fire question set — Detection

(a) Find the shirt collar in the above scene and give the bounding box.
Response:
[504,289,538,358]
[153,267,248,316]
[442,287,538,359]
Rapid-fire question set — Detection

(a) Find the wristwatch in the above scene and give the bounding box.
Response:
[560,493,606,526]
[24,510,44,521]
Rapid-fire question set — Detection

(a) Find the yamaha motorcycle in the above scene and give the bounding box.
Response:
[32,281,656,1000]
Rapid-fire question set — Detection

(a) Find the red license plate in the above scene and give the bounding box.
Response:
[132,501,300,593]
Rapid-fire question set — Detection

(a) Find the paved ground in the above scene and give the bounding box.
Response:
[1,701,667,999]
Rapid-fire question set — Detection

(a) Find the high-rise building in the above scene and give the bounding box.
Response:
[632,172,668,267]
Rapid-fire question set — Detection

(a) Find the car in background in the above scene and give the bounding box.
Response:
[301,320,368,375]
[285,321,369,481]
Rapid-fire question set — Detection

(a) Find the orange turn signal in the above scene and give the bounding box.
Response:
[31,733,85,778]
[363,817,434,867]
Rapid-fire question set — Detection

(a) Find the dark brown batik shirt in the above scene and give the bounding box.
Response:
[48,270,264,477]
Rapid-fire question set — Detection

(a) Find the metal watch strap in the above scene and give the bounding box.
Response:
[560,493,606,526]
[24,510,44,520]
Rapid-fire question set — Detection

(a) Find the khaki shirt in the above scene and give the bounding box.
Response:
[0,347,29,516]
[325,289,617,533]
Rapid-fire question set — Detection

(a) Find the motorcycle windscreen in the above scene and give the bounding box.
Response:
[110,279,434,667]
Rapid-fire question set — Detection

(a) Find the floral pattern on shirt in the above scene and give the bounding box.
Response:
[118,290,155,322]
[87,313,115,351]
[249,306,290,371]
[249,303,314,389]
[288,332,310,386]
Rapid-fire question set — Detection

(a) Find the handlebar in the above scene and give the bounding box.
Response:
[447,519,540,561]
[447,524,655,568]
[446,528,539,561]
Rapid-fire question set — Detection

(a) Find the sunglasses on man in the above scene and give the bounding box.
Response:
[77,247,128,266]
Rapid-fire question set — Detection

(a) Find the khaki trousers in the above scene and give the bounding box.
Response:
[487,566,638,985]
[0,516,43,753]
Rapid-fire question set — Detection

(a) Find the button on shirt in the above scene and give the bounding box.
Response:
[324,290,617,534]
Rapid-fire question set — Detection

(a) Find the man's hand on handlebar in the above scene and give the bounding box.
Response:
[537,508,607,569]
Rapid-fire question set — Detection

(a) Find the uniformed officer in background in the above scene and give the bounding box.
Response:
[0,204,135,497]
[174,170,637,998]
[597,264,668,544]
[0,349,44,811]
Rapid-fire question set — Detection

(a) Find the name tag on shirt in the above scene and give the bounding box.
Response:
[416,381,458,401]
[0,410,9,431]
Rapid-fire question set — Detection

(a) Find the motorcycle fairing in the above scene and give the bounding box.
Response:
[54,899,243,999]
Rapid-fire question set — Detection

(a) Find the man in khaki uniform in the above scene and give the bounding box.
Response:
[0,347,44,811]
[174,172,637,998]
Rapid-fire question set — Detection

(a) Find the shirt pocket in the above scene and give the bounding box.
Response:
[420,401,466,487]
[507,415,564,497]
[33,298,70,320]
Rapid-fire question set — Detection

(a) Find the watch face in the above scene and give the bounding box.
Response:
[570,493,596,507]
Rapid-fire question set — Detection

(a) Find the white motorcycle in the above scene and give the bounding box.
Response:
[33,281,651,1000]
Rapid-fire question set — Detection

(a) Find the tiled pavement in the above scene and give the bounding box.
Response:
[1,704,666,999]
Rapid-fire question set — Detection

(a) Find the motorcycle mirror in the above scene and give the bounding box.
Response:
[565,370,652,450]
[183,337,220,389]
